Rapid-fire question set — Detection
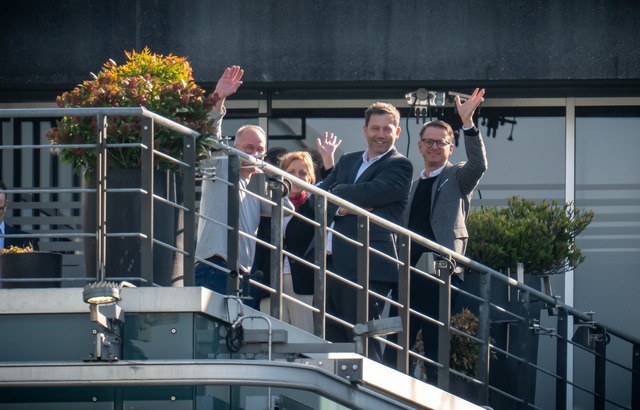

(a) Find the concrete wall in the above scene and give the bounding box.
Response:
[2,0,640,95]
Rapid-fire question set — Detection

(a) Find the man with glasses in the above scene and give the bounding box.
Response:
[195,66,270,302]
[403,88,488,382]
[0,181,39,250]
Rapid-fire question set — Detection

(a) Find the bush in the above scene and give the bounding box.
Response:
[467,196,594,276]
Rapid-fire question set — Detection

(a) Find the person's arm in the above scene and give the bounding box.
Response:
[456,88,488,194]
[207,66,244,139]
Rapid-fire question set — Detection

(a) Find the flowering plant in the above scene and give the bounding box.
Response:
[1,245,36,254]
[46,47,217,175]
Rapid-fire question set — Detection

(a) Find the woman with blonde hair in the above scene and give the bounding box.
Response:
[261,151,317,332]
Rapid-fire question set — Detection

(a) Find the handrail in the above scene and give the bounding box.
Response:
[209,139,639,409]
[1,107,637,409]
[215,140,640,347]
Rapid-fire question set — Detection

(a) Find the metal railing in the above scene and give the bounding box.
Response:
[0,107,638,409]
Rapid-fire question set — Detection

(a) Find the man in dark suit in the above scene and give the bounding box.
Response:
[0,181,39,250]
[402,88,487,381]
[319,102,413,364]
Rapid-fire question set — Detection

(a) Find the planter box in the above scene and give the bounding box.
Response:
[0,252,62,288]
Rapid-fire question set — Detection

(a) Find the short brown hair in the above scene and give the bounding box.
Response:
[365,102,400,127]
[419,120,454,143]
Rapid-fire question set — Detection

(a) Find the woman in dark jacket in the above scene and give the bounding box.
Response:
[266,151,318,332]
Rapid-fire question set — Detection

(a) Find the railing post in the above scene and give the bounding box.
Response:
[182,134,196,286]
[593,326,607,410]
[96,114,108,282]
[556,309,568,410]
[356,214,370,357]
[478,270,491,404]
[517,288,531,409]
[226,154,241,297]
[140,116,154,286]
[268,174,285,321]
[396,234,411,373]
[313,194,328,338]
[436,259,451,391]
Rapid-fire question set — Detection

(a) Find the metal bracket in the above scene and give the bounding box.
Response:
[529,319,556,337]
[336,358,364,383]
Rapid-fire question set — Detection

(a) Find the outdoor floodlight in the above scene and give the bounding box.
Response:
[82,281,136,362]
[83,281,120,305]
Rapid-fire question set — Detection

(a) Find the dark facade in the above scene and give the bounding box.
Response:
[2,0,640,102]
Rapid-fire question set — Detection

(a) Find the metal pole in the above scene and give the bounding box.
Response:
[269,175,284,320]
[96,114,108,282]
[313,195,328,338]
[226,154,241,297]
[556,309,568,410]
[396,234,411,373]
[182,135,196,286]
[356,214,370,357]
[593,326,607,410]
[478,270,491,404]
[436,260,451,391]
[140,117,154,286]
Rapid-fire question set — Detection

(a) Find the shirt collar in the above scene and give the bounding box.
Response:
[420,165,446,179]
[362,147,393,165]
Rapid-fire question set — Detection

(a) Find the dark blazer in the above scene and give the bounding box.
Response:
[319,147,413,283]
[252,197,317,296]
[403,126,487,258]
[2,223,40,250]
[284,198,316,295]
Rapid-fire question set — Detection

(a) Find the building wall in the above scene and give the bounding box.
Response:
[2,0,640,97]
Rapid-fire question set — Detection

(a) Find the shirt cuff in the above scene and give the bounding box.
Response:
[463,125,479,136]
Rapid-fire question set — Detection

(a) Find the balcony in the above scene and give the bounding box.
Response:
[0,107,638,409]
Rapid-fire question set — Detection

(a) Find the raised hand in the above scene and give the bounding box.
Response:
[455,88,485,128]
[214,66,244,99]
[316,131,342,170]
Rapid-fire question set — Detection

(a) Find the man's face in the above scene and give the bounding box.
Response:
[234,128,266,175]
[419,126,454,169]
[0,193,7,223]
[363,113,401,158]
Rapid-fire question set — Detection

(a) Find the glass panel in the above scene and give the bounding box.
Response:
[573,114,640,410]
[124,312,195,360]
[0,385,353,409]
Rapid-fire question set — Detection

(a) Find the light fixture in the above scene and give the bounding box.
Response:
[82,281,135,361]
[405,89,447,107]
[83,281,120,304]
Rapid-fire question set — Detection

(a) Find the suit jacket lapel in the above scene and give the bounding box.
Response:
[431,162,452,213]
[349,155,364,182]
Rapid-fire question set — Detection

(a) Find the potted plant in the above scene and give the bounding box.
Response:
[411,308,487,403]
[0,245,63,289]
[466,195,594,277]
[464,195,594,407]
[46,47,216,176]
[45,47,219,285]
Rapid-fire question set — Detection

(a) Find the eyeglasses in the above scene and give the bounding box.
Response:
[239,144,266,157]
[420,138,451,148]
